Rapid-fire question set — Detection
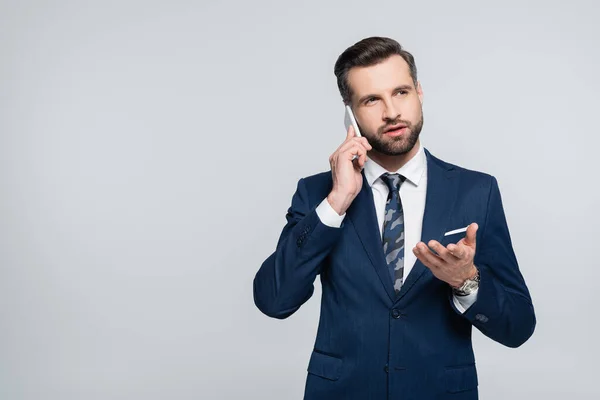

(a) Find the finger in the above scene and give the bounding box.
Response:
[350,136,371,150]
[354,154,367,170]
[331,127,359,159]
[359,137,372,150]
[413,242,444,269]
[356,149,368,168]
[347,124,355,139]
[339,137,368,152]
[427,240,455,263]
[333,133,354,155]
[346,148,367,167]
[354,140,370,167]
[350,152,365,170]
[463,223,478,247]
[351,136,372,151]
[353,148,365,165]
[338,142,368,161]
[357,151,368,168]
[336,137,369,159]
[446,243,467,259]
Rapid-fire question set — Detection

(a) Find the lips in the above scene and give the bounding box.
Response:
[384,124,407,133]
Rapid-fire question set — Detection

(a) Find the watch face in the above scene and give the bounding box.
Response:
[454,280,479,296]
[467,280,478,288]
[453,273,480,296]
[463,280,479,292]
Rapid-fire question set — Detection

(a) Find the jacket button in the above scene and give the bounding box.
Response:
[384,365,389,373]
[391,309,401,319]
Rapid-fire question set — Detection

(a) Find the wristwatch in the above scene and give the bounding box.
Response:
[452,268,480,296]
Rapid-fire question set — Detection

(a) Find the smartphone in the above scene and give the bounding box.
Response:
[344,105,362,161]
[344,105,362,137]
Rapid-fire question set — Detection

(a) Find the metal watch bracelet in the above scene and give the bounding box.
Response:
[452,268,480,296]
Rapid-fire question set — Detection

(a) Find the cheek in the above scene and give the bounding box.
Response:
[403,100,422,122]
[358,110,383,134]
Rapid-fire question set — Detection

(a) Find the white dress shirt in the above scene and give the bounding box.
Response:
[315,141,478,313]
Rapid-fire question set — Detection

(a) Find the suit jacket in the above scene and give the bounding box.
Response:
[253,147,536,400]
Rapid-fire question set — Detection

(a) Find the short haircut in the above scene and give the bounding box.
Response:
[334,36,418,105]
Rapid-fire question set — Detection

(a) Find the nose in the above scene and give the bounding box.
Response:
[382,99,400,121]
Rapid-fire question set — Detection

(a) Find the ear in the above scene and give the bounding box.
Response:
[416,81,423,104]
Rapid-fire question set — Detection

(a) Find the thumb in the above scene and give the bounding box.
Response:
[463,223,478,248]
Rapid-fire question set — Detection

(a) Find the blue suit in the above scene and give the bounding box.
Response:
[253,147,536,399]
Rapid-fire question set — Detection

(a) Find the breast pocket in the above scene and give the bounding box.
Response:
[437,224,467,247]
[445,363,478,393]
[307,350,343,381]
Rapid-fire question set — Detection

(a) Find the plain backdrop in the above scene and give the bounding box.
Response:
[1,0,599,399]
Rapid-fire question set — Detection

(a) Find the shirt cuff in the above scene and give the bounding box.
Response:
[315,197,346,228]
[452,287,479,314]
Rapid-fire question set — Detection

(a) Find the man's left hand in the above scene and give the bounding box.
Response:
[412,223,479,288]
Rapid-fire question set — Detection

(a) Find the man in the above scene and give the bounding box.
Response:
[253,36,535,399]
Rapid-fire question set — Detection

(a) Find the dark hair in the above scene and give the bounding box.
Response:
[334,36,418,105]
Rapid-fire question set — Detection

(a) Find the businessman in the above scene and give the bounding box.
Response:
[253,37,535,399]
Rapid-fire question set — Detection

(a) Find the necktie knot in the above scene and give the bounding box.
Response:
[380,173,406,194]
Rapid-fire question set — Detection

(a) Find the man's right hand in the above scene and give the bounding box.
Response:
[327,125,372,215]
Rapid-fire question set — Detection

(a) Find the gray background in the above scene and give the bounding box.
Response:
[1,0,598,399]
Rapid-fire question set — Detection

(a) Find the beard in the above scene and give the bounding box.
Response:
[364,112,424,156]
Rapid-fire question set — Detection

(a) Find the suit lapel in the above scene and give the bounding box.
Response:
[347,172,396,301]
[394,148,458,303]
[347,147,459,303]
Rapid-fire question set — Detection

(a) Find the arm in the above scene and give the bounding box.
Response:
[253,178,343,319]
[448,176,536,347]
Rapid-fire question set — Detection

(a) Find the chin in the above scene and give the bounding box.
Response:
[377,139,418,156]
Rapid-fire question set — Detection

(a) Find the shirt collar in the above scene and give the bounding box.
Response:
[363,140,427,187]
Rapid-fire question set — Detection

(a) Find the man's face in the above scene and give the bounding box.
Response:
[347,55,424,156]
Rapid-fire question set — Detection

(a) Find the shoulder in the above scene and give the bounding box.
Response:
[425,147,497,190]
[301,170,333,188]
[290,170,333,210]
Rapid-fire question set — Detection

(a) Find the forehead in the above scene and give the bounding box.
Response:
[347,55,413,98]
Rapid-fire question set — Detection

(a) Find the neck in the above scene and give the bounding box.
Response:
[367,140,421,172]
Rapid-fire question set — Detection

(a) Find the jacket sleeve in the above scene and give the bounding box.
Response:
[253,177,343,319]
[448,175,536,348]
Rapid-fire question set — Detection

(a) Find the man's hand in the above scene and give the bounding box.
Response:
[412,223,479,288]
[327,124,372,215]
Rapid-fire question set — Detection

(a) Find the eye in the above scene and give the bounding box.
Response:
[365,97,377,105]
[395,90,408,96]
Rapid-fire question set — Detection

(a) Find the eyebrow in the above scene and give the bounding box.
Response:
[357,85,413,104]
